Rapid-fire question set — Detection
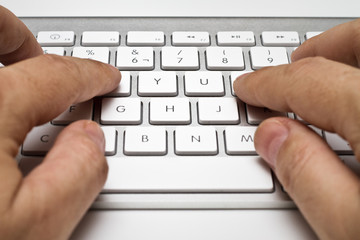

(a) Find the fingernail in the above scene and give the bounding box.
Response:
[255,119,289,169]
[84,121,105,153]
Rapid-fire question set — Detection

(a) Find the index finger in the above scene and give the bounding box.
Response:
[233,57,360,156]
[292,19,360,67]
[0,6,43,65]
[0,54,121,148]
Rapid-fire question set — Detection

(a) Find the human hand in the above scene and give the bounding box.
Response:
[0,6,121,240]
[234,19,360,239]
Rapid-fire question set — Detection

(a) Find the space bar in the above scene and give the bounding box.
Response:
[103,156,274,193]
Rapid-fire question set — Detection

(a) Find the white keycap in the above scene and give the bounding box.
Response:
[172,32,210,46]
[138,71,177,96]
[124,127,167,155]
[175,127,218,155]
[127,31,165,46]
[101,126,117,156]
[105,71,131,97]
[42,47,65,56]
[72,47,110,64]
[217,31,255,46]
[206,47,245,70]
[0,63,4,68]
[161,47,199,70]
[37,31,75,46]
[104,156,273,192]
[230,71,253,95]
[52,100,93,125]
[324,132,353,154]
[305,31,323,40]
[101,98,142,124]
[225,126,257,155]
[82,31,120,46]
[22,124,64,155]
[116,47,154,70]
[184,71,224,96]
[247,105,287,125]
[261,31,300,47]
[150,98,191,124]
[250,47,289,70]
[198,98,239,124]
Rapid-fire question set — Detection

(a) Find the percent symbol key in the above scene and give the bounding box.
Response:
[72,47,110,64]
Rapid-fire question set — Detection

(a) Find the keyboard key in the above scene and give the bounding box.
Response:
[116,47,154,70]
[105,71,131,97]
[72,47,110,64]
[247,105,287,125]
[198,98,239,124]
[37,31,75,46]
[261,31,300,47]
[81,31,120,46]
[324,132,353,154]
[22,124,63,156]
[52,100,93,125]
[161,47,199,70]
[138,71,177,96]
[217,31,255,46]
[250,47,289,70]
[206,47,245,70]
[101,98,142,125]
[150,98,191,124]
[225,126,257,155]
[184,71,224,96]
[175,127,218,155]
[230,71,253,95]
[127,31,165,46]
[172,31,210,46]
[305,31,323,40]
[101,126,117,156]
[42,47,65,56]
[103,156,274,192]
[124,127,167,155]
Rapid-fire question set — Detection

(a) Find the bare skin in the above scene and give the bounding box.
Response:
[234,19,360,240]
[1,4,360,239]
[0,6,121,240]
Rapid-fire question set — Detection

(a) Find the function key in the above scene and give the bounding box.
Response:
[261,31,300,47]
[127,31,165,46]
[172,32,210,46]
[82,31,120,46]
[37,31,75,46]
[217,31,255,46]
[305,31,323,40]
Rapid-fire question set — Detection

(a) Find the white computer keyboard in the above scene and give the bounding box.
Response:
[16,17,357,209]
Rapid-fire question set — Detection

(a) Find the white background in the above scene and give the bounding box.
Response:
[2,0,360,17]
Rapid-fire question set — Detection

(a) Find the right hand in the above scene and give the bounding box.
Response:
[234,19,360,239]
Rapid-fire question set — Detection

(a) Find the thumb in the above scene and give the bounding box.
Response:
[13,120,108,240]
[255,117,360,240]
